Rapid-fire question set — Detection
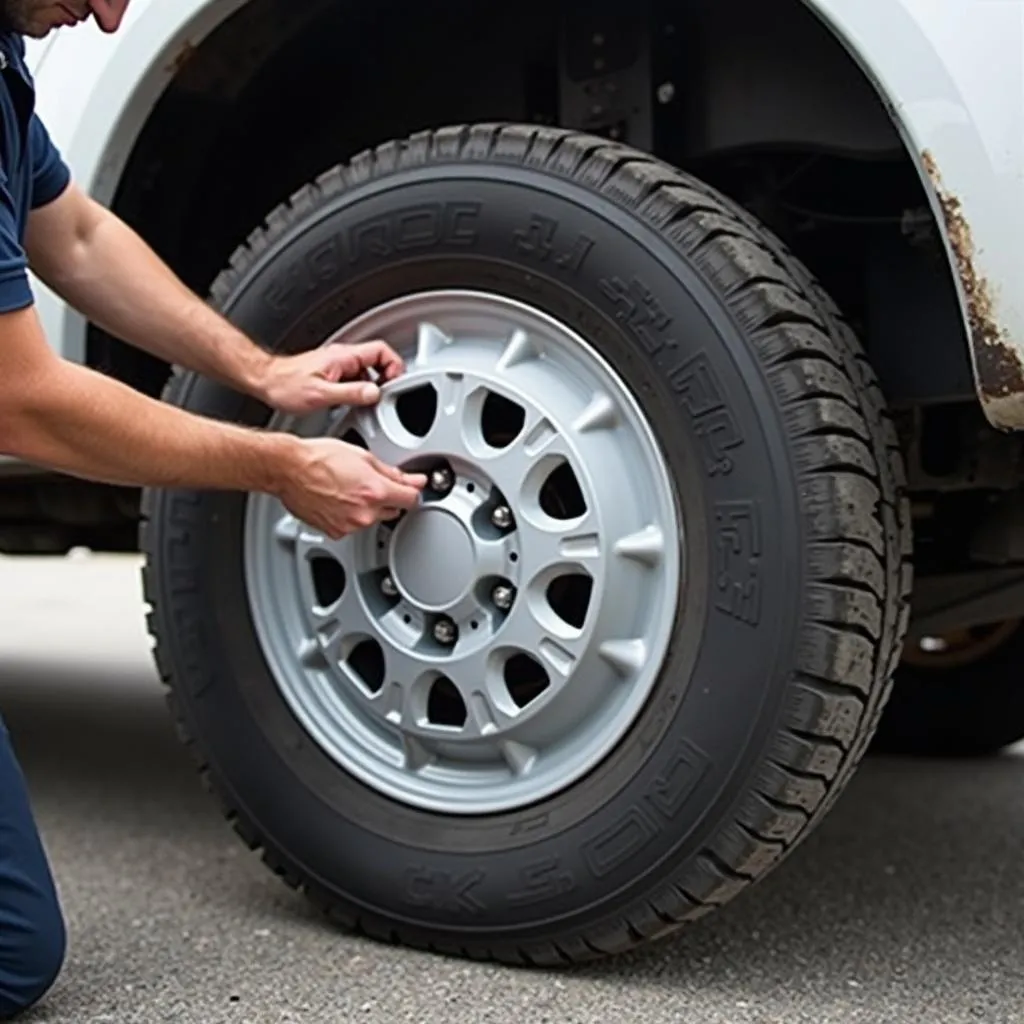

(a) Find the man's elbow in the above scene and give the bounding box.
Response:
[0,389,45,460]
[0,362,65,462]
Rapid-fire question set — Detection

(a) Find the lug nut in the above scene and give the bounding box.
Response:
[492,583,516,611]
[429,467,455,494]
[381,576,398,598]
[433,618,458,646]
[491,505,513,530]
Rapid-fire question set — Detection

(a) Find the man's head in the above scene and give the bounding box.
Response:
[0,0,128,37]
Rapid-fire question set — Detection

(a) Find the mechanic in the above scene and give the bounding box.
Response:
[0,1,427,1017]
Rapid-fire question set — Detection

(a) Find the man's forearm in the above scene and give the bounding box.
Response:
[1,355,296,494]
[27,189,274,396]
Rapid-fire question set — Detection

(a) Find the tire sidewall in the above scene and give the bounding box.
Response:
[150,162,803,934]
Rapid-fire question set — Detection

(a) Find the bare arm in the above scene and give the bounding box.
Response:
[0,302,426,537]
[24,184,274,396]
[0,302,294,492]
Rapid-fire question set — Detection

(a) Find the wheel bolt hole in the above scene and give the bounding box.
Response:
[348,638,385,695]
[539,461,587,520]
[395,384,438,438]
[481,391,526,449]
[504,654,549,709]
[310,555,346,608]
[427,675,466,728]
[509,552,519,563]
[547,573,593,630]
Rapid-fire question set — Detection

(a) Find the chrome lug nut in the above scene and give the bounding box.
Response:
[433,618,458,646]
[429,467,455,494]
[491,505,513,530]
[492,583,516,611]
[380,576,398,598]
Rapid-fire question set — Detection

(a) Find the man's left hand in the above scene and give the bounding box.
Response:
[257,340,406,415]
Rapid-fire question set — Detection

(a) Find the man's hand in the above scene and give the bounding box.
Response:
[277,438,425,538]
[256,340,407,415]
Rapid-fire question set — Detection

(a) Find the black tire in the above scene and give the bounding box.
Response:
[873,622,1024,756]
[140,124,912,965]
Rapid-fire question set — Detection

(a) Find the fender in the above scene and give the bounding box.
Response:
[28,0,247,364]
[804,0,1024,430]
[28,0,1023,430]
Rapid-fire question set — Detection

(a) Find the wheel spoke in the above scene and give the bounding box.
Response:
[308,577,378,656]
[478,406,574,495]
[353,400,425,465]
[422,372,470,451]
[464,680,512,736]
[517,510,602,579]
[451,649,522,736]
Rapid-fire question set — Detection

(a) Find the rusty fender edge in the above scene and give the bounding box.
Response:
[922,150,1024,431]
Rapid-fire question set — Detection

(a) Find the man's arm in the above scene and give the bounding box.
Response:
[0,302,295,492]
[0,302,427,537]
[24,183,277,398]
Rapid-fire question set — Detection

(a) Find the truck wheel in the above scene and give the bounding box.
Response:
[873,621,1024,756]
[140,125,912,964]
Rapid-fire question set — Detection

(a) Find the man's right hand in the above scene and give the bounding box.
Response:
[276,438,427,540]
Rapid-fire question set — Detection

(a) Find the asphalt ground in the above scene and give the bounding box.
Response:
[2,552,1022,1024]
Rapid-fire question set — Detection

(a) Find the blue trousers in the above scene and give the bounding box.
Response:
[0,715,65,1019]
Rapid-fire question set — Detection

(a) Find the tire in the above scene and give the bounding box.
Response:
[873,621,1024,756]
[140,124,912,965]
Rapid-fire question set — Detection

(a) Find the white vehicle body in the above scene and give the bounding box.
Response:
[23,0,1024,429]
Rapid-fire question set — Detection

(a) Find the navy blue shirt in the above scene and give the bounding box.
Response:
[0,33,71,314]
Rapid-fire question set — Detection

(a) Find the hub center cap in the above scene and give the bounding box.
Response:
[391,509,474,609]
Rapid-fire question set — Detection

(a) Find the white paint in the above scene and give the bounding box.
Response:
[27,0,247,364]
[807,0,1024,426]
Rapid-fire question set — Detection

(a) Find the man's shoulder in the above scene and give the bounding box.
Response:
[0,33,26,59]
[0,32,27,79]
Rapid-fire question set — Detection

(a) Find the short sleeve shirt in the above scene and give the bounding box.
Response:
[0,33,71,314]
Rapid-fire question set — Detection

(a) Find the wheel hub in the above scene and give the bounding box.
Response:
[390,508,476,610]
[243,290,682,814]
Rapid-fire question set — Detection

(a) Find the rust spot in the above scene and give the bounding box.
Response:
[167,38,197,77]
[922,149,1024,409]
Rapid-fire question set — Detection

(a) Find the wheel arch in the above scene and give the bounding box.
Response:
[798,0,1024,431]
[28,0,1016,429]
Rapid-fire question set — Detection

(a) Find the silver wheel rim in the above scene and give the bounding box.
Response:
[243,290,682,815]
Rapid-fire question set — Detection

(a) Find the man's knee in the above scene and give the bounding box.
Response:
[0,903,67,1020]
